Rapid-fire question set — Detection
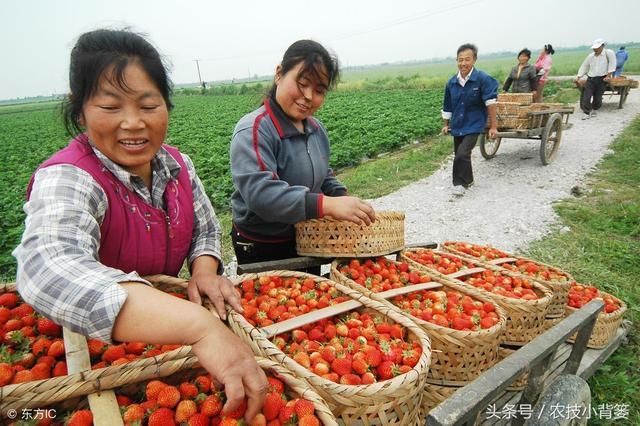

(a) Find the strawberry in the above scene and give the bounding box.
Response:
[249,413,267,426]
[299,414,320,426]
[12,304,34,318]
[376,361,400,380]
[179,381,199,400]
[0,307,10,323]
[37,355,56,367]
[36,318,62,337]
[146,380,168,400]
[330,357,352,376]
[157,385,181,408]
[140,399,158,412]
[199,394,223,417]
[363,346,382,367]
[293,351,311,368]
[266,376,285,394]
[278,404,296,424]
[87,339,106,357]
[263,392,283,420]
[124,341,147,355]
[294,399,315,418]
[30,362,51,380]
[352,358,369,375]
[339,373,362,385]
[361,371,376,384]
[67,409,93,426]
[320,345,336,363]
[31,336,52,356]
[52,360,68,376]
[223,398,247,419]
[0,363,15,386]
[194,375,212,393]
[219,418,240,426]
[401,348,420,368]
[102,345,126,363]
[47,339,65,358]
[11,369,33,384]
[0,292,19,308]
[188,413,211,426]
[122,403,145,424]
[148,407,176,426]
[175,399,198,423]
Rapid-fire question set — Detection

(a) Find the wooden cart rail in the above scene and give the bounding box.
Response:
[426,300,614,426]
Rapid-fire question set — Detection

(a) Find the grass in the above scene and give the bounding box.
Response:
[523,118,640,425]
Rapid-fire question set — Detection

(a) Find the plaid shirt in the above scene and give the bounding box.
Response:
[13,144,223,343]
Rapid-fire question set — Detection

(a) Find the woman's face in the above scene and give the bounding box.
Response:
[80,62,169,179]
[518,54,530,65]
[275,61,329,126]
[456,49,476,77]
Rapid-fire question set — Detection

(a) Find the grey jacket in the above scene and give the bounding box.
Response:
[230,97,347,241]
[503,63,538,93]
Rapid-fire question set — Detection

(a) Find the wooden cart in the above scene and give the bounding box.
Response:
[604,78,637,109]
[479,106,574,166]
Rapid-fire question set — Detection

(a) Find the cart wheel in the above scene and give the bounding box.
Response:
[540,113,563,165]
[527,374,590,426]
[479,133,502,159]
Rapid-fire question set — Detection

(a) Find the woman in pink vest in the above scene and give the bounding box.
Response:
[13,29,266,420]
[534,44,555,102]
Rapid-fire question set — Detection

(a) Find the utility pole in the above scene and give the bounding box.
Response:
[194,59,203,86]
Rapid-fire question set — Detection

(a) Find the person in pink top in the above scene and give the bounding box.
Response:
[13,28,267,421]
[534,44,555,102]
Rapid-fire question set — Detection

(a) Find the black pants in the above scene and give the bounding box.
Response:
[231,228,320,275]
[453,134,479,187]
[580,76,606,114]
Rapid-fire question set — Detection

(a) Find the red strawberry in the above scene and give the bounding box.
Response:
[223,398,247,419]
[340,373,362,385]
[32,336,52,356]
[263,392,283,420]
[330,357,352,376]
[401,348,420,368]
[266,376,285,393]
[11,369,33,384]
[179,381,199,400]
[102,345,126,363]
[122,403,145,424]
[67,409,93,426]
[194,375,212,393]
[12,304,34,319]
[249,413,266,426]
[148,407,176,426]
[376,361,400,380]
[299,414,320,426]
[278,404,296,424]
[52,361,68,377]
[30,362,51,380]
[47,339,65,358]
[188,413,211,426]
[294,399,315,418]
[146,380,168,400]
[0,292,19,308]
[157,385,181,408]
[87,338,106,357]
[0,307,10,323]
[37,355,56,367]
[361,371,376,384]
[0,363,15,386]
[36,318,62,337]
[124,341,147,355]
[199,394,223,417]
[175,399,198,423]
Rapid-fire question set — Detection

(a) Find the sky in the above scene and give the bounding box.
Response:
[2,0,638,100]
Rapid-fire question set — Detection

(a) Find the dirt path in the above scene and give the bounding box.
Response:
[371,82,640,252]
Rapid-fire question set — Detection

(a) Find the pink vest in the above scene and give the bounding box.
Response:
[27,134,194,276]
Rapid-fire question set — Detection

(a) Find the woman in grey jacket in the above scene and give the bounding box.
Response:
[229,40,376,266]
[503,48,538,94]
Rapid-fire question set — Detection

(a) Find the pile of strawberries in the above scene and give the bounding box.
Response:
[337,257,432,293]
[403,249,476,275]
[390,289,500,331]
[568,283,621,313]
[501,259,571,283]
[116,372,322,426]
[0,291,67,386]
[443,242,509,261]
[238,276,350,327]
[86,338,183,370]
[458,270,539,300]
[274,310,423,384]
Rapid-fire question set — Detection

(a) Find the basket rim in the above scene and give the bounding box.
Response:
[226,271,432,396]
[295,210,405,225]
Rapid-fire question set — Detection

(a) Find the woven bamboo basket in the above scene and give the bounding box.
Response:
[565,293,627,349]
[225,270,431,426]
[295,211,405,258]
[495,102,520,116]
[332,255,507,384]
[608,77,639,88]
[496,115,530,130]
[497,92,533,105]
[421,382,461,416]
[498,347,529,390]
[528,102,566,111]
[398,258,552,346]
[441,244,572,319]
[543,315,563,332]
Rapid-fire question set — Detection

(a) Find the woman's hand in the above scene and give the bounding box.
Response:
[441,124,449,135]
[323,196,376,225]
[189,256,242,320]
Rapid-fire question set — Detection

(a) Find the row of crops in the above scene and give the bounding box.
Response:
[0,89,443,278]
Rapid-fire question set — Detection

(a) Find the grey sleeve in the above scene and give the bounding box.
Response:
[230,126,322,223]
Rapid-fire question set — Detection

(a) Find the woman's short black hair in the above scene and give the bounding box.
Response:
[62,28,173,136]
[457,43,478,59]
[518,48,532,59]
[544,44,555,55]
[269,39,340,99]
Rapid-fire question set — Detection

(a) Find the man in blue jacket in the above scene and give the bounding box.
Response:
[442,43,498,196]
[614,46,628,77]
